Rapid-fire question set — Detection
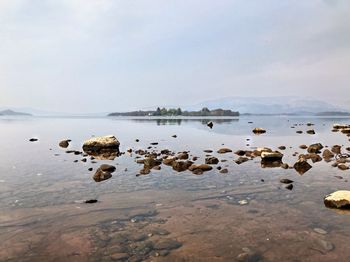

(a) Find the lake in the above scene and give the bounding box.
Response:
[0,116,349,262]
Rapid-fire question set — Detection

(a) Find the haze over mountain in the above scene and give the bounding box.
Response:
[185,96,349,115]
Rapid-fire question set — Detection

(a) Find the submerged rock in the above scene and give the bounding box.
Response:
[188,164,213,174]
[294,159,312,175]
[235,157,249,165]
[324,191,350,209]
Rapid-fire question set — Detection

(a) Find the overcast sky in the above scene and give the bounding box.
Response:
[0,0,349,113]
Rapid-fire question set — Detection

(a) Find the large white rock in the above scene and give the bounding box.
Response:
[83,135,120,152]
[324,190,350,209]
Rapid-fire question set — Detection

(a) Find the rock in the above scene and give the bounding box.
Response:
[172,160,193,172]
[163,157,176,166]
[153,166,161,170]
[331,145,342,154]
[204,150,213,153]
[306,129,316,135]
[150,142,158,145]
[323,149,335,159]
[59,139,71,148]
[294,159,312,175]
[280,178,294,184]
[154,239,182,250]
[93,169,112,182]
[261,151,283,161]
[338,164,349,170]
[100,164,116,173]
[315,239,334,252]
[139,168,151,175]
[235,150,246,156]
[85,199,98,204]
[205,156,219,165]
[333,124,350,129]
[313,228,327,235]
[82,135,120,159]
[253,147,272,156]
[83,135,119,151]
[278,146,286,150]
[324,190,350,208]
[285,184,293,190]
[300,153,322,163]
[207,121,213,129]
[172,135,177,138]
[88,167,93,171]
[217,148,232,154]
[177,152,189,160]
[220,168,228,174]
[299,145,308,149]
[252,128,266,134]
[144,157,162,169]
[235,157,249,165]
[189,164,213,173]
[341,128,350,134]
[110,253,129,261]
[29,138,38,142]
[281,163,289,169]
[307,143,323,154]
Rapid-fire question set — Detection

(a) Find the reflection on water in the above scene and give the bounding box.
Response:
[0,116,350,261]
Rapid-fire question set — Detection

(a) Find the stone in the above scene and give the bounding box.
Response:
[139,168,151,175]
[261,151,283,161]
[324,190,350,208]
[252,128,266,134]
[177,152,189,160]
[85,199,98,204]
[189,164,213,173]
[100,164,116,173]
[172,160,193,172]
[281,163,289,169]
[280,178,293,184]
[323,149,335,159]
[83,135,119,151]
[29,138,38,142]
[205,156,219,165]
[154,239,182,250]
[307,143,323,154]
[331,145,342,154]
[143,157,161,169]
[235,150,246,156]
[294,159,312,175]
[235,157,249,165]
[338,164,349,170]
[207,121,213,129]
[285,184,293,190]
[93,169,112,182]
[59,139,71,148]
[296,130,303,134]
[306,129,316,134]
[163,157,176,166]
[299,145,308,149]
[341,128,350,134]
[217,148,232,154]
[278,146,286,150]
[220,168,228,174]
[313,228,327,235]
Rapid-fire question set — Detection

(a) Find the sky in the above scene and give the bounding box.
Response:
[0,0,349,113]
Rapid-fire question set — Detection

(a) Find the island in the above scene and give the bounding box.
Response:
[0,109,32,116]
[108,107,239,117]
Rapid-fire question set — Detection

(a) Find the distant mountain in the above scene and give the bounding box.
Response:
[186,96,347,115]
[0,109,31,116]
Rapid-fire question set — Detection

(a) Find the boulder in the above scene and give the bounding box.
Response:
[93,169,112,182]
[324,191,350,209]
[188,164,213,172]
[99,164,116,173]
[83,135,120,152]
[207,122,213,129]
[306,129,316,135]
[331,145,341,154]
[322,149,335,159]
[261,151,283,161]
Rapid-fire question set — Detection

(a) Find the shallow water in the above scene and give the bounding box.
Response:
[0,116,350,261]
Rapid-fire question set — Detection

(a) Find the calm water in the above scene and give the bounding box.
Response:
[0,116,350,262]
